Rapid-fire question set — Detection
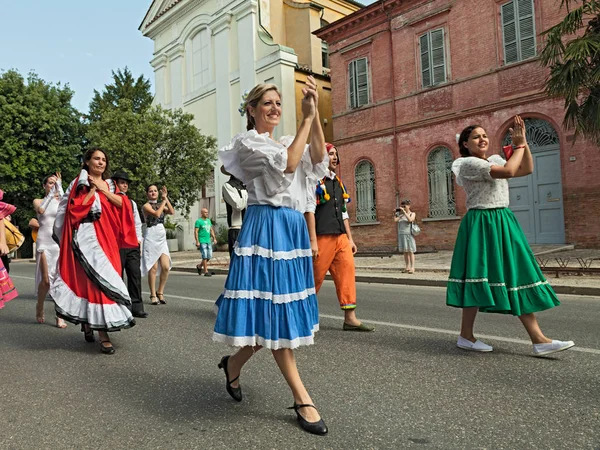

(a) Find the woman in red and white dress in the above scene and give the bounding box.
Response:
[51,148,138,354]
[0,189,18,309]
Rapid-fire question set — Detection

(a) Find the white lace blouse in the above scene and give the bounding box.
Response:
[451,155,510,210]
[219,130,329,212]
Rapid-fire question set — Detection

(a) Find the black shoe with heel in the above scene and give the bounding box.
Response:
[288,403,328,436]
[99,340,115,355]
[217,355,242,402]
[81,324,95,343]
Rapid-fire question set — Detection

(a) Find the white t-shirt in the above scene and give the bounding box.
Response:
[219,130,328,212]
[451,155,510,210]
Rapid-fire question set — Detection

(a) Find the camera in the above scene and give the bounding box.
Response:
[395,207,402,217]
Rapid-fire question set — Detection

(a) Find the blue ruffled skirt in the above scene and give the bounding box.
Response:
[213,205,319,349]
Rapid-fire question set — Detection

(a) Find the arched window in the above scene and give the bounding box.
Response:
[502,118,559,149]
[427,147,456,217]
[355,160,377,223]
[190,28,211,91]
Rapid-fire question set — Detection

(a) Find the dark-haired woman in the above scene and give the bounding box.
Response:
[141,184,173,305]
[51,148,138,354]
[33,172,67,327]
[447,116,574,356]
[215,76,329,435]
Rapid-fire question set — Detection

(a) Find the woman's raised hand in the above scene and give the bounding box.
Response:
[161,186,168,201]
[509,115,526,147]
[301,76,318,121]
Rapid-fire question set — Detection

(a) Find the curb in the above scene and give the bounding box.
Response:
[171,267,600,297]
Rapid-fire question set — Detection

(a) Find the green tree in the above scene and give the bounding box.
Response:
[87,102,217,216]
[540,0,600,142]
[0,69,85,227]
[87,67,153,122]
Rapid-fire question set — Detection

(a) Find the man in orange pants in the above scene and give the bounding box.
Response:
[305,143,374,332]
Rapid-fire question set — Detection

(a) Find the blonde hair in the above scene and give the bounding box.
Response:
[244,83,281,131]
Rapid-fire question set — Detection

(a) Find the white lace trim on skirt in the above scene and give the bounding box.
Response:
[223,287,316,304]
[234,244,312,260]
[212,324,319,350]
[448,278,549,291]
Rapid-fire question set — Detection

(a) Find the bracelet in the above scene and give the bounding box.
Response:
[514,145,525,150]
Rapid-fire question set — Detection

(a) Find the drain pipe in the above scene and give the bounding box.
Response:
[381,0,401,251]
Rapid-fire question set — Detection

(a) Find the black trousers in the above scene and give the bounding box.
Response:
[228,228,241,257]
[120,247,144,313]
[1,255,9,273]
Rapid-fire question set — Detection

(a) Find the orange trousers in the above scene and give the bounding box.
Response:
[313,234,356,310]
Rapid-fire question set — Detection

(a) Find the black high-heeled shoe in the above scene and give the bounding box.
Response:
[217,355,242,402]
[99,340,115,355]
[288,403,328,436]
[81,324,95,343]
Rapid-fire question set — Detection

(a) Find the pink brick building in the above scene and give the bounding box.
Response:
[315,0,600,251]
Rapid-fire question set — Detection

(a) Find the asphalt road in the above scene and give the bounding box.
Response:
[1,262,599,450]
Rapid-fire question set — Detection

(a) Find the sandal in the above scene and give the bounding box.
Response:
[157,292,166,305]
[150,295,159,305]
[99,340,115,355]
[81,324,95,343]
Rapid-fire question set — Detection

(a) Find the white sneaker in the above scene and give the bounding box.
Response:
[456,336,493,352]
[533,340,575,356]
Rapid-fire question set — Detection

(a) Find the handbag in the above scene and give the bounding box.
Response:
[410,222,421,236]
[3,219,24,252]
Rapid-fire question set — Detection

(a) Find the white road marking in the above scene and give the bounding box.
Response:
[10,276,597,354]
[143,291,600,355]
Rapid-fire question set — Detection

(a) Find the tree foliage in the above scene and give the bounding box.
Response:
[0,69,85,227]
[87,67,153,122]
[540,0,600,142]
[87,102,217,217]
[87,67,217,217]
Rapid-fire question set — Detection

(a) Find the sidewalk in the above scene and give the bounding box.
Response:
[172,244,600,296]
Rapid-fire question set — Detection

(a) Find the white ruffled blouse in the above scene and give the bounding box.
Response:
[451,155,510,210]
[219,130,329,212]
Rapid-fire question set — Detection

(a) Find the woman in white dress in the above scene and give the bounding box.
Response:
[141,184,174,305]
[33,173,67,328]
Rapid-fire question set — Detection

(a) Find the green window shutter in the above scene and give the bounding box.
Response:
[420,34,431,87]
[356,58,369,107]
[430,29,446,85]
[349,61,356,108]
[502,1,518,64]
[502,0,536,64]
[349,58,369,109]
[518,0,536,60]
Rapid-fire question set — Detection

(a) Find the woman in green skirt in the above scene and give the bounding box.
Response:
[447,115,574,356]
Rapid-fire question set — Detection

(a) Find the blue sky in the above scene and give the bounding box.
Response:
[1,0,375,113]
[0,0,155,113]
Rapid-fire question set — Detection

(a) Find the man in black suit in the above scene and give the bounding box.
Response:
[113,171,148,318]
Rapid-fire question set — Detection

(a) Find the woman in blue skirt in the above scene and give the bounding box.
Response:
[447,115,574,357]
[214,76,329,435]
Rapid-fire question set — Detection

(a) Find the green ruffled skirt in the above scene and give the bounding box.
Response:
[446,208,560,316]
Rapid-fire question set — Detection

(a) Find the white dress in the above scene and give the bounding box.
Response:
[141,203,171,277]
[35,196,61,295]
